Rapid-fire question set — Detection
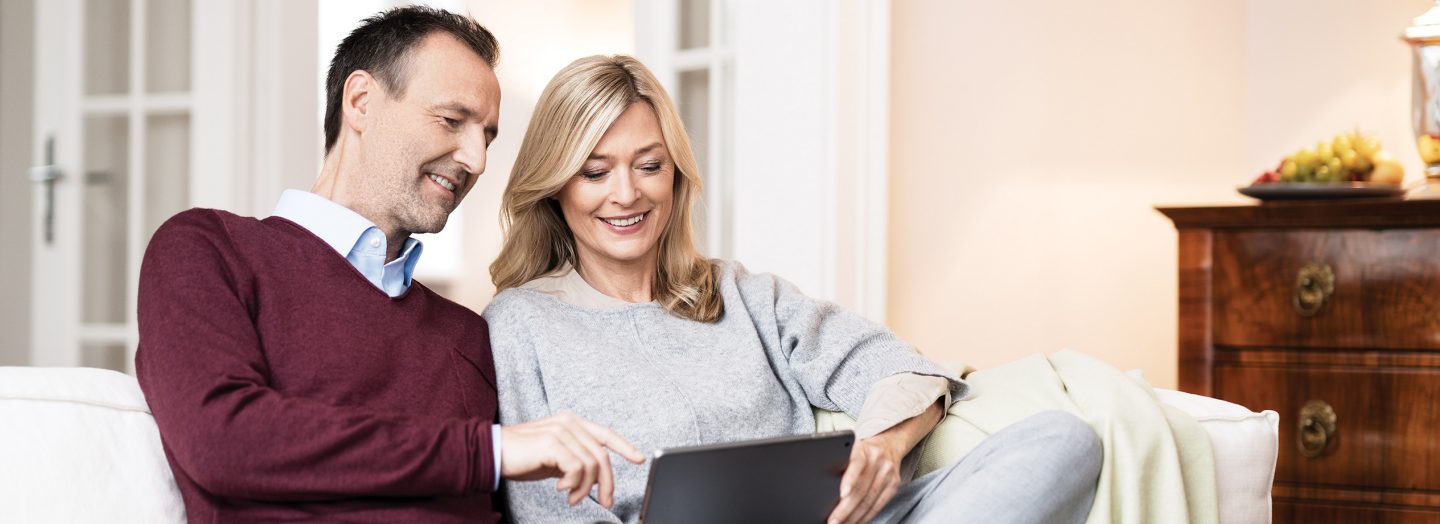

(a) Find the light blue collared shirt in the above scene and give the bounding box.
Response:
[270,189,502,489]
[272,189,423,297]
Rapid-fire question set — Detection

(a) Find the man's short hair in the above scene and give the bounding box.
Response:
[323,5,499,153]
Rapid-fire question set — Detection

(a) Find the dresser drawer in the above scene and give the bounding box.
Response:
[1212,229,1440,350]
[1215,362,1440,492]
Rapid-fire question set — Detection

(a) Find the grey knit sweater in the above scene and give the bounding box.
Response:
[483,261,965,523]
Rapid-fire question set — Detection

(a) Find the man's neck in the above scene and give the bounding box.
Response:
[313,149,411,263]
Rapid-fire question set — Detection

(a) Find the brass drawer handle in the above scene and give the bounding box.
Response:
[1293,262,1335,317]
[1297,400,1337,458]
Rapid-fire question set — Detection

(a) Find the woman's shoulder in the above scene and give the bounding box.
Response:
[710,259,793,296]
[481,287,553,326]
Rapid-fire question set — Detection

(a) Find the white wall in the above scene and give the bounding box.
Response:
[0,0,34,366]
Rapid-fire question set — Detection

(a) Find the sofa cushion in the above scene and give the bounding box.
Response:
[0,366,186,523]
[1154,388,1279,524]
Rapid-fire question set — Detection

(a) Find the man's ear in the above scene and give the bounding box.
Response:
[342,70,379,136]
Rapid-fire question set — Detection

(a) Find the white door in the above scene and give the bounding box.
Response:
[30,0,203,372]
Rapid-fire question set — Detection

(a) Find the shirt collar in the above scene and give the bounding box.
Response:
[271,189,424,265]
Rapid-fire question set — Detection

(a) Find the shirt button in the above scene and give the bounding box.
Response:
[369,238,381,248]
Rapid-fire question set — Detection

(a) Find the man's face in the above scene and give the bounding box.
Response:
[354,32,500,236]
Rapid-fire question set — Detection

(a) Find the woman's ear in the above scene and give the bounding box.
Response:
[341,70,377,136]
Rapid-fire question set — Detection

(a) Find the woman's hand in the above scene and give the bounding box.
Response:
[827,399,946,524]
[829,435,906,524]
[500,411,646,508]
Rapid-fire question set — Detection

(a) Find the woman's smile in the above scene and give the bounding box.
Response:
[598,211,649,233]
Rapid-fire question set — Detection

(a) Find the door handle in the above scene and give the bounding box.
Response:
[28,136,60,245]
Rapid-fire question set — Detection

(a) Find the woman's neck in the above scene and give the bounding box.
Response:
[574,258,656,303]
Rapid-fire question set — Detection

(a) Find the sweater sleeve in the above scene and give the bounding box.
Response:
[485,292,624,524]
[134,210,496,501]
[729,262,967,418]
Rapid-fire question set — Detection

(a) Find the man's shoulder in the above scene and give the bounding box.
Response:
[416,283,487,324]
[143,208,297,273]
[152,207,265,240]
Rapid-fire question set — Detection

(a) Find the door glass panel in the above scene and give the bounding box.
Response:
[82,116,130,324]
[678,69,710,245]
[678,0,710,50]
[145,114,189,235]
[146,0,191,92]
[85,0,131,95]
[81,342,129,372]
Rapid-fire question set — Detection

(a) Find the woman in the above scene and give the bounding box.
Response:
[484,55,1100,524]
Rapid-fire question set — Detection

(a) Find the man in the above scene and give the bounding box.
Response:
[136,7,640,523]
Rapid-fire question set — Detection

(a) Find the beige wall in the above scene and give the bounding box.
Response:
[889,0,1426,388]
[1246,0,1428,180]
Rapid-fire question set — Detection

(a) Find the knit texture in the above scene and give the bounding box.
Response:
[484,261,965,523]
[136,208,500,523]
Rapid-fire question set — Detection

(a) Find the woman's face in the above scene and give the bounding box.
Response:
[557,102,675,273]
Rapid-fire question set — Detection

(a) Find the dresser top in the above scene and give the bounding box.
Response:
[1156,198,1440,229]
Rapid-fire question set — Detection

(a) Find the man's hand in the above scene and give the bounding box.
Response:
[828,435,905,524]
[500,411,645,508]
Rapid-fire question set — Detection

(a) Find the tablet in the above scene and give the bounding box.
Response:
[638,430,854,524]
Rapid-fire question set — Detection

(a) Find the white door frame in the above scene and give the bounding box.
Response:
[635,0,892,321]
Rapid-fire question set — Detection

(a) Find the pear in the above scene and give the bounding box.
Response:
[1369,151,1405,185]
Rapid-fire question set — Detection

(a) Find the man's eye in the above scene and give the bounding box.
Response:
[443,117,461,128]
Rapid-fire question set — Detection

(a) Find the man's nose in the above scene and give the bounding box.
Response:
[453,127,487,177]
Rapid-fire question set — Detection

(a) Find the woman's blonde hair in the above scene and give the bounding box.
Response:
[490,55,723,322]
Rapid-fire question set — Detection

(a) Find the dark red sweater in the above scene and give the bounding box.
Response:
[136,208,500,523]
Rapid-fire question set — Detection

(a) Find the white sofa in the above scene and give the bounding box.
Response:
[0,366,1278,523]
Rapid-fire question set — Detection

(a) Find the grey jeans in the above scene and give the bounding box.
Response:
[873,410,1103,524]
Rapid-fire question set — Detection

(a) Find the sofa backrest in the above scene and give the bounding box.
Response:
[0,366,186,523]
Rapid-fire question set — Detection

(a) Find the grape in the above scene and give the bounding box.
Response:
[1332,134,1353,156]
[1294,148,1318,168]
[1340,149,1360,169]
[1295,163,1313,181]
[1257,130,1393,185]
[1355,135,1381,157]
[1280,159,1298,181]
[1325,157,1344,181]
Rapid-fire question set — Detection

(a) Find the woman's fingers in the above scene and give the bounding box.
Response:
[860,480,900,524]
[829,449,873,524]
[846,455,890,524]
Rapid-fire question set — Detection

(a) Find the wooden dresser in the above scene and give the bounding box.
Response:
[1158,199,1440,523]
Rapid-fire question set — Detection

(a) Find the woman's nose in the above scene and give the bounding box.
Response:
[609,170,640,207]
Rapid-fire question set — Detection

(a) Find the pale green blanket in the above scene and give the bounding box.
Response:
[817,350,1218,524]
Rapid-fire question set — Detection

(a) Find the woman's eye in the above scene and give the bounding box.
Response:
[639,163,662,173]
[580,171,607,180]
